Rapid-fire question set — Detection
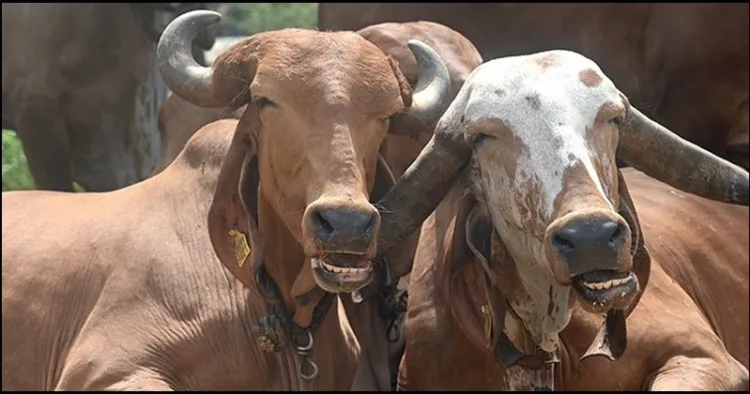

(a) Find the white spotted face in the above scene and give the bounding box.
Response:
[437,50,635,350]
[441,50,627,255]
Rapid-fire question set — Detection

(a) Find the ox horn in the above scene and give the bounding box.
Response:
[618,107,749,206]
[405,40,453,126]
[157,10,223,108]
[375,125,473,257]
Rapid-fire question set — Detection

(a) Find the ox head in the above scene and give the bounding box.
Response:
[376,50,749,359]
[157,11,451,294]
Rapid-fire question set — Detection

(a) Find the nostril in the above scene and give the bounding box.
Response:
[609,225,625,246]
[551,234,575,253]
[364,212,377,235]
[312,210,334,235]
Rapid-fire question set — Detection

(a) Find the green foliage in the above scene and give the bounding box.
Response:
[1,130,88,192]
[215,3,319,36]
[2,130,35,191]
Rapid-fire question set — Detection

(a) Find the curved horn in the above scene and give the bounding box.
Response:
[618,107,749,206]
[406,40,453,126]
[375,127,473,257]
[157,10,224,108]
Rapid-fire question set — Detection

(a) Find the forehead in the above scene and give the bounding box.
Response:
[461,50,623,127]
[253,30,401,109]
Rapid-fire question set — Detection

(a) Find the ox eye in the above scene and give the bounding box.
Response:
[472,133,493,148]
[608,116,623,126]
[256,97,276,109]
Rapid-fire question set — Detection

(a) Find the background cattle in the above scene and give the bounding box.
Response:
[319,3,750,170]
[1,3,215,192]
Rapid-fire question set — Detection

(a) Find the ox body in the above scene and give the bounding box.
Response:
[367,50,750,390]
[1,3,214,192]
[319,3,750,170]
[1,10,456,390]
[0,121,393,391]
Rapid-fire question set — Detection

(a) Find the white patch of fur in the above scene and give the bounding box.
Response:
[504,314,555,390]
[462,50,615,217]
[439,50,624,352]
[497,223,573,352]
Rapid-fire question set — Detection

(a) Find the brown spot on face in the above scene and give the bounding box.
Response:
[536,53,560,69]
[469,118,525,182]
[546,286,555,315]
[525,95,541,110]
[579,68,602,88]
[495,88,506,97]
[488,231,534,309]
[516,176,547,235]
[551,162,611,221]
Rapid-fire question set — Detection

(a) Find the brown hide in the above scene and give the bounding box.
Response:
[399,169,748,390]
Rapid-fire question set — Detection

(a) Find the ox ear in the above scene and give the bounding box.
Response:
[386,56,425,140]
[446,195,496,352]
[581,170,651,362]
[210,37,261,110]
[207,112,263,288]
[387,56,414,109]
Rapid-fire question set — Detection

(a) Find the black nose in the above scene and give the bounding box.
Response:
[550,216,627,276]
[310,207,377,251]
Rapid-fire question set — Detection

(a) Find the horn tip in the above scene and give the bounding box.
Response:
[406,39,429,52]
[173,9,223,26]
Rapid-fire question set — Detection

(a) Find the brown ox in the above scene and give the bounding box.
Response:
[155,21,482,177]
[319,3,750,170]
[1,9,452,390]
[1,3,214,192]
[370,51,749,390]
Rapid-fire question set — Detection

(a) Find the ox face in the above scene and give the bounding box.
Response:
[454,51,637,316]
[157,11,451,294]
[245,36,405,291]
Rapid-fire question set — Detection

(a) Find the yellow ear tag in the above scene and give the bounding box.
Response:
[228,229,251,268]
[480,304,492,347]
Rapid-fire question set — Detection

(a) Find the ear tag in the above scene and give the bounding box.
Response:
[229,229,251,268]
[481,304,493,347]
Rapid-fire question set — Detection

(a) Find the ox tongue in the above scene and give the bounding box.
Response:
[580,309,627,361]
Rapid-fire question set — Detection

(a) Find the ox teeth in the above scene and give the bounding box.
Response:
[312,258,369,274]
[582,276,631,291]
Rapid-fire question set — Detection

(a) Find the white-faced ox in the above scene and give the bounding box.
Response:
[371,50,749,390]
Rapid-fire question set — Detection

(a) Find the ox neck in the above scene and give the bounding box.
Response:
[256,194,309,312]
[490,224,573,355]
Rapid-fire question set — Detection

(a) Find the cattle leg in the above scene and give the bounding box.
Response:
[647,355,749,391]
[14,98,74,191]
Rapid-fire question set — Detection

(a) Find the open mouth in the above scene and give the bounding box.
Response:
[311,253,374,293]
[572,270,638,313]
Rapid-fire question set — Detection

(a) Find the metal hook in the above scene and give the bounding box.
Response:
[294,329,314,353]
[299,356,319,380]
